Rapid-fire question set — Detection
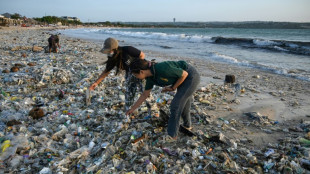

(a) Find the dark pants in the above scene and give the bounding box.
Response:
[167,64,200,137]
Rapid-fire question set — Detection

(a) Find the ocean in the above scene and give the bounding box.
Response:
[59,27,310,81]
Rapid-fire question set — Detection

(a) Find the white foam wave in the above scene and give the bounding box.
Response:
[253,39,278,46]
[94,29,213,43]
[274,46,289,52]
[210,53,239,63]
[208,52,303,80]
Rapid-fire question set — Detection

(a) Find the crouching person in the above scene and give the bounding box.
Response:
[48,35,60,53]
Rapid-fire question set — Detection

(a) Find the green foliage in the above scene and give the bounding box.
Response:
[11,13,21,19]
[33,16,82,25]
[104,21,111,25]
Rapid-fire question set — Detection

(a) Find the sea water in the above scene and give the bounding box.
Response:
[59,27,310,81]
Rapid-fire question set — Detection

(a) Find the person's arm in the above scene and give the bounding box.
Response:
[162,70,188,92]
[126,89,151,115]
[89,70,110,90]
[139,51,145,59]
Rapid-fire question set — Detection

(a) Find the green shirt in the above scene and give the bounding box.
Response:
[145,61,188,90]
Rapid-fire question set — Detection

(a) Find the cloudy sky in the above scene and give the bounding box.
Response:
[1,0,309,22]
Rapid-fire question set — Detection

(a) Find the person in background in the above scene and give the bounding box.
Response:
[48,34,60,53]
[89,38,150,112]
[126,59,200,140]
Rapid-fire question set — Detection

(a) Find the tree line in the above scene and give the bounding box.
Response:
[33,16,82,25]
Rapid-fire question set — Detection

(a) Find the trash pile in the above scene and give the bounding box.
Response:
[0,29,310,173]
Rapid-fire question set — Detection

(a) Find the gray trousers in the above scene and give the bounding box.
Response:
[167,64,200,137]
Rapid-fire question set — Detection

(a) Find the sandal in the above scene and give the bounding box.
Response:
[159,134,177,144]
[183,126,193,130]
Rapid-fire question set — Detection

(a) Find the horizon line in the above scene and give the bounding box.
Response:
[89,20,310,23]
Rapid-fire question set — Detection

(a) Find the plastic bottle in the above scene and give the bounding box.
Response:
[264,161,274,170]
[206,148,213,155]
[156,93,167,106]
[77,127,82,135]
[0,88,8,97]
[89,141,95,150]
[146,162,154,173]
[234,83,241,98]
[115,140,122,149]
[154,127,163,133]
[300,159,310,170]
[264,149,275,157]
[39,167,52,174]
[101,142,109,149]
[183,164,191,173]
[130,130,142,140]
[299,138,310,147]
[1,140,10,152]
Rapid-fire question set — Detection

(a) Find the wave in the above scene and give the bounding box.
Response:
[212,37,310,56]
[66,28,310,56]
[209,53,240,64]
[209,52,310,81]
[60,28,310,81]
[93,28,310,56]
[95,28,214,43]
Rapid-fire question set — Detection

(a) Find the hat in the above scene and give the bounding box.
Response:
[100,38,118,54]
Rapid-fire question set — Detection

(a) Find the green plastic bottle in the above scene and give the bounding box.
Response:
[299,138,310,147]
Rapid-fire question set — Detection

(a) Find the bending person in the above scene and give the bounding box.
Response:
[89,38,149,111]
[126,59,200,139]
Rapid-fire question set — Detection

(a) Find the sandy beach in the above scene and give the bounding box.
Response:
[1,26,310,173]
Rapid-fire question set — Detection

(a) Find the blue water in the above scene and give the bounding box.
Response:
[59,28,310,81]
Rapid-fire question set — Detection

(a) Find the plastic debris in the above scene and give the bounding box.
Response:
[0,28,309,174]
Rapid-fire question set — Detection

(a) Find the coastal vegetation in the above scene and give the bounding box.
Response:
[33,16,82,25]
[1,12,310,29]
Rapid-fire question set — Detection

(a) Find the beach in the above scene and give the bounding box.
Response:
[1,26,310,173]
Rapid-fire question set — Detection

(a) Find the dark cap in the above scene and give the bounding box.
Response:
[100,38,118,53]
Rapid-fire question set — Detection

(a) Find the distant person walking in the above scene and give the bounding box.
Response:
[89,37,150,112]
[48,35,60,53]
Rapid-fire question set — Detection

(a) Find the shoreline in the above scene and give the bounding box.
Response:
[1,26,310,173]
[57,27,310,82]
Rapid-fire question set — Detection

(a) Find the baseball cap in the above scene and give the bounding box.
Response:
[100,38,118,53]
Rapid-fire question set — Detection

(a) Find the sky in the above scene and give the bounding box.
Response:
[1,0,310,23]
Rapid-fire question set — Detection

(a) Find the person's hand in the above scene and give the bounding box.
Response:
[162,86,175,93]
[89,82,98,91]
[126,108,135,116]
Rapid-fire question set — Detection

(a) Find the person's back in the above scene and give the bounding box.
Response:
[48,35,60,53]
[119,46,142,71]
